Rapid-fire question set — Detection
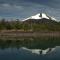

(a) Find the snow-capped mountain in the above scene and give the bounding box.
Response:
[22,13,56,22]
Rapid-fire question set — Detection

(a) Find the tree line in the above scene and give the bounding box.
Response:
[0,19,60,31]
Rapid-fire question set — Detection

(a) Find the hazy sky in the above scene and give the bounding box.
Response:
[0,0,60,21]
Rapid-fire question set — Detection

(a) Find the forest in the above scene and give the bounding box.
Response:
[0,18,60,32]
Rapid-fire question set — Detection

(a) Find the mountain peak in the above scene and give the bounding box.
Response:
[22,13,56,21]
[30,13,49,19]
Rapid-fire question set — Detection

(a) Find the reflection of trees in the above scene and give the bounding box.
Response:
[0,37,60,49]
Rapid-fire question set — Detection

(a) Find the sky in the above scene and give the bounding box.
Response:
[0,0,60,21]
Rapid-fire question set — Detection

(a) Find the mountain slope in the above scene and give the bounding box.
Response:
[21,13,60,31]
[23,13,57,24]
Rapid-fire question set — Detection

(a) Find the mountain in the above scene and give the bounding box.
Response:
[22,13,57,24]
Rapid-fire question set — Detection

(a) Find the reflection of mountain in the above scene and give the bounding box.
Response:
[0,46,60,60]
[21,47,55,55]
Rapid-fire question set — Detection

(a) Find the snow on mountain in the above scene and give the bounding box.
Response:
[30,13,41,19]
[22,13,56,21]
[51,17,56,21]
[42,13,49,19]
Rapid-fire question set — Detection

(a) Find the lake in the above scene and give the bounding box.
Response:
[0,37,60,60]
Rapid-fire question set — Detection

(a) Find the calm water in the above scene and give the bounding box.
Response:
[0,37,60,60]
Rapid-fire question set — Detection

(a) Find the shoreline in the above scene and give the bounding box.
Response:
[0,30,60,38]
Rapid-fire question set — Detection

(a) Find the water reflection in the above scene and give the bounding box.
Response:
[0,37,60,49]
[0,37,60,60]
[20,47,55,55]
[0,46,60,60]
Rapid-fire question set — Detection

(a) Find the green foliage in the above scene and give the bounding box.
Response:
[0,19,60,31]
[23,23,31,31]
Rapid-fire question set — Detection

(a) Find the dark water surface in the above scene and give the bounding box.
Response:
[0,37,60,60]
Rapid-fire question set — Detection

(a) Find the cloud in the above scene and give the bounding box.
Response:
[0,0,59,8]
[0,3,24,16]
[0,0,60,21]
[0,3,23,10]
